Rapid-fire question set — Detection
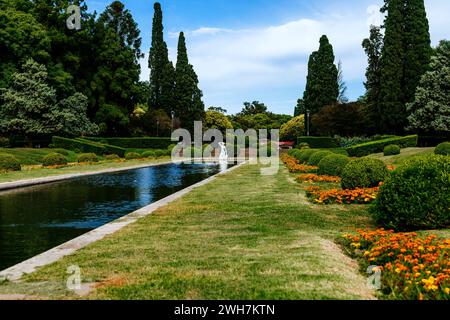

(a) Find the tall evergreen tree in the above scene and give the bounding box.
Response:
[378,0,405,134]
[362,26,383,133]
[302,35,338,133]
[174,32,205,132]
[148,2,173,113]
[404,0,432,104]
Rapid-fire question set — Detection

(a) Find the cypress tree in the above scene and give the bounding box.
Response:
[362,26,383,133]
[174,32,205,132]
[378,0,405,134]
[148,2,173,112]
[302,35,338,134]
[404,0,432,104]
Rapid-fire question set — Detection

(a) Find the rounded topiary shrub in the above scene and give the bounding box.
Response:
[297,149,319,164]
[435,142,450,156]
[105,154,120,160]
[0,154,21,172]
[77,153,99,163]
[341,157,389,190]
[42,153,68,167]
[142,150,156,158]
[307,151,333,166]
[155,149,170,158]
[298,142,310,149]
[373,155,450,231]
[384,144,401,156]
[125,152,141,160]
[318,154,350,177]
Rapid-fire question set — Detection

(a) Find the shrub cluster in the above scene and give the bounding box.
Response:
[42,153,68,167]
[346,135,418,157]
[0,154,21,172]
[308,151,333,166]
[341,158,389,190]
[317,154,350,177]
[53,148,70,156]
[435,142,450,156]
[373,155,450,231]
[384,144,401,156]
[125,152,141,160]
[105,154,120,160]
[77,153,99,163]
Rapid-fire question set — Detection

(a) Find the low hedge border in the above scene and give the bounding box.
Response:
[52,137,126,157]
[346,135,418,157]
[85,137,173,149]
[297,136,339,149]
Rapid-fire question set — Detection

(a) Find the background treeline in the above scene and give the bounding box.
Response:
[295,0,449,142]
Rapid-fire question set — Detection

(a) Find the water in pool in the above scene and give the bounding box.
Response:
[0,162,234,271]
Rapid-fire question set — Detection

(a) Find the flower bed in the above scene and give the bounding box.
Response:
[296,174,341,183]
[305,185,379,204]
[341,229,450,300]
[281,154,318,173]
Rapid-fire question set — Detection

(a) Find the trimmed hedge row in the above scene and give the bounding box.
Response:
[297,136,339,149]
[86,137,173,149]
[346,135,418,157]
[52,137,126,157]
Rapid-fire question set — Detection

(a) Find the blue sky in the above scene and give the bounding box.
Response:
[87,0,450,115]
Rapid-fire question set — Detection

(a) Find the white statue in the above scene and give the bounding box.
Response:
[218,142,228,160]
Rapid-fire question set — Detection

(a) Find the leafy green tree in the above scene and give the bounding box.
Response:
[208,106,227,114]
[148,2,173,113]
[0,1,50,88]
[92,1,142,135]
[303,35,338,121]
[238,101,268,116]
[407,41,450,133]
[379,0,406,134]
[204,111,233,133]
[0,59,97,138]
[404,0,432,104]
[174,32,205,132]
[294,99,305,117]
[362,26,383,133]
[280,115,305,141]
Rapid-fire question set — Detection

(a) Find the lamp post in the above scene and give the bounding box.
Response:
[306,109,310,136]
[171,110,175,134]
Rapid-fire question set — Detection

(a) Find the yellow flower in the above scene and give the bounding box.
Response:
[444,288,450,295]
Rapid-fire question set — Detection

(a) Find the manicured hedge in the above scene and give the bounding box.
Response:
[341,158,390,190]
[318,154,350,177]
[297,136,339,149]
[0,154,21,172]
[42,153,68,167]
[52,137,126,157]
[77,153,99,163]
[384,144,401,156]
[86,137,173,149]
[346,135,418,157]
[434,142,450,156]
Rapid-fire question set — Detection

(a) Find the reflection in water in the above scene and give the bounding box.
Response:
[0,162,235,271]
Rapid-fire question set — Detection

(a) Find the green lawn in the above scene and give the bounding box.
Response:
[0,163,376,300]
[368,147,435,166]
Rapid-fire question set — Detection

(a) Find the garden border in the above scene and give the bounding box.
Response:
[0,161,245,281]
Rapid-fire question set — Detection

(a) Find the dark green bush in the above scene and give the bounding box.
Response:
[0,137,10,148]
[155,149,170,158]
[297,136,339,148]
[76,138,126,157]
[297,142,310,149]
[42,153,68,167]
[77,153,99,163]
[307,151,333,166]
[384,144,401,156]
[85,137,173,149]
[341,158,389,190]
[142,150,156,158]
[346,135,418,157]
[125,152,141,160]
[105,154,120,160]
[0,154,21,172]
[434,142,450,156]
[297,149,319,163]
[373,155,450,231]
[318,154,350,177]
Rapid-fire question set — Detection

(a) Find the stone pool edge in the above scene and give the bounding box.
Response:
[0,160,177,192]
[0,161,246,281]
